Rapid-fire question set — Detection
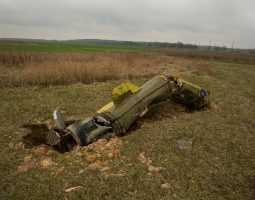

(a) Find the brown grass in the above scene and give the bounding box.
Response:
[159,48,255,65]
[0,52,208,87]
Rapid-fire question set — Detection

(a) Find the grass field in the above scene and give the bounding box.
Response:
[1,41,255,64]
[0,46,255,199]
[0,42,143,53]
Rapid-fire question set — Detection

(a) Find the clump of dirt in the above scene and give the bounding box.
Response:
[33,145,48,154]
[41,157,56,167]
[72,137,125,178]
[138,152,165,172]
[32,145,55,157]
[20,121,125,178]
[17,149,65,176]
[17,155,36,172]
[82,138,122,158]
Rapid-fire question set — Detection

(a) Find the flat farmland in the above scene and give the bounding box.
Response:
[0,46,254,199]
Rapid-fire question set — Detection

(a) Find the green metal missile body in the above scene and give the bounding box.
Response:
[47,75,210,147]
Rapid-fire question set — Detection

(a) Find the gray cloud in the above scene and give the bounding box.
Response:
[0,0,254,48]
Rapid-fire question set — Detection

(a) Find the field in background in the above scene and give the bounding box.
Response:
[1,41,255,64]
[0,44,254,199]
[0,42,143,53]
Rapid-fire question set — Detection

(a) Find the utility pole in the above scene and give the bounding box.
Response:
[208,40,211,51]
[232,40,235,52]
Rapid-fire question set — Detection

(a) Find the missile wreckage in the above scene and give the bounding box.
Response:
[46,75,210,149]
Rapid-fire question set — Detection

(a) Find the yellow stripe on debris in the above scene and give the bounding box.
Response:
[97,102,115,113]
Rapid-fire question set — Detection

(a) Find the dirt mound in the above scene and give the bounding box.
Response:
[21,121,125,177]
[138,152,165,172]
[81,138,122,158]
[72,137,125,178]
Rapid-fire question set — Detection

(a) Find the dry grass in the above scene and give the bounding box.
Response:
[0,52,209,87]
[160,48,255,65]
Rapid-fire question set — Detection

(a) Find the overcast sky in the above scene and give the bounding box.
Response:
[0,0,254,48]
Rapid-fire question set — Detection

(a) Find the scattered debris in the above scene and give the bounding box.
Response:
[88,160,108,171]
[72,137,124,178]
[161,183,171,189]
[19,128,124,177]
[51,166,65,176]
[17,155,36,172]
[46,149,55,156]
[24,155,32,162]
[138,152,165,172]
[16,151,64,175]
[80,138,122,159]
[63,186,83,193]
[33,145,47,154]
[176,139,193,150]
[41,157,55,167]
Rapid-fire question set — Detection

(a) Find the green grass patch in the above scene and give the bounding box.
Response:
[0,43,144,53]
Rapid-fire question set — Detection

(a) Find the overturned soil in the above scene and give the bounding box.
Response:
[22,120,77,149]
[21,101,207,150]
[73,137,124,178]
[22,123,49,148]
[18,102,210,179]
